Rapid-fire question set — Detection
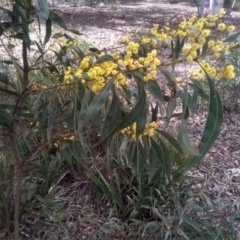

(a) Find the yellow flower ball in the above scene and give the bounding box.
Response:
[218,23,226,31]
[228,72,235,79]
[214,53,220,58]
[198,36,206,45]
[208,40,215,48]
[227,25,235,33]
[226,65,234,71]
[186,55,193,62]
[201,29,211,37]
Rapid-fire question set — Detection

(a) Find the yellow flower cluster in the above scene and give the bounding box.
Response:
[218,23,235,32]
[183,42,200,62]
[79,57,90,70]
[87,61,119,92]
[127,41,139,54]
[151,24,172,42]
[64,66,74,83]
[141,37,151,45]
[217,64,235,79]
[116,47,161,81]
[120,121,159,141]
[57,7,237,95]
[189,61,217,80]
[208,40,229,58]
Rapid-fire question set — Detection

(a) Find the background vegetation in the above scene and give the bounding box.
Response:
[0,0,239,239]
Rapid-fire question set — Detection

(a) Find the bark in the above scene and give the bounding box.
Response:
[209,0,224,14]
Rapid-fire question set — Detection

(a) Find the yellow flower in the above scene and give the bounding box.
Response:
[153,58,161,66]
[227,25,235,33]
[201,29,211,37]
[191,43,200,50]
[228,72,235,79]
[186,55,193,62]
[190,51,197,58]
[214,53,220,58]
[226,64,234,71]
[218,23,226,31]
[220,8,226,16]
[123,35,130,43]
[208,40,215,48]
[182,47,190,54]
[198,36,206,45]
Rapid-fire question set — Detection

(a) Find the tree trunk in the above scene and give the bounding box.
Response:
[209,0,224,14]
[199,0,206,17]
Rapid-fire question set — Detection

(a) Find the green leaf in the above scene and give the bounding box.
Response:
[189,83,208,101]
[12,3,20,32]
[71,45,85,59]
[85,77,115,123]
[182,104,189,120]
[149,147,157,183]
[40,98,47,124]
[0,109,13,128]
[119,135,129,158]
[0,22,12,35]
[89,47,100,52]
[178,91,198,115]
[0,72,9,84]
[102,88,122,136]
[130,71,144,84]
[177,119,201,156]
[144,80,164,102]
[0,60,13,65]
[183,216,202,234]
[34,40,44,55]
[223,31,240,42]
[45,62,59,74]
[77,83,86,104]
[139,144,148,174]
[166,100,176,127]
[115,85,147,133]
[132,144,138,174]
[0,7,12,18]
[96,81,147,146]
[36,0,49,20]
[33,92,43,121]
[185,71,223,172]
[174,36,185,60]
[64,33,74,41]
[136,83,148,140]
[67,29,82,35]
[9,32,23,40]
[49,11,67,29]
[16,4,31,49]
[201,37,209,55]
[151,102,158,122]
[151,138,171,178]
[95,55,116,65]
[159,68,176,84]
[132,143,148,175]
[47,98,61,143]
[0,88,27,104]
[52,33,63,39]
[44,18,52,45]
[156,129,183,154]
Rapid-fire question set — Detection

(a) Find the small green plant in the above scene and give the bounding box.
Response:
[0,0,240,239]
